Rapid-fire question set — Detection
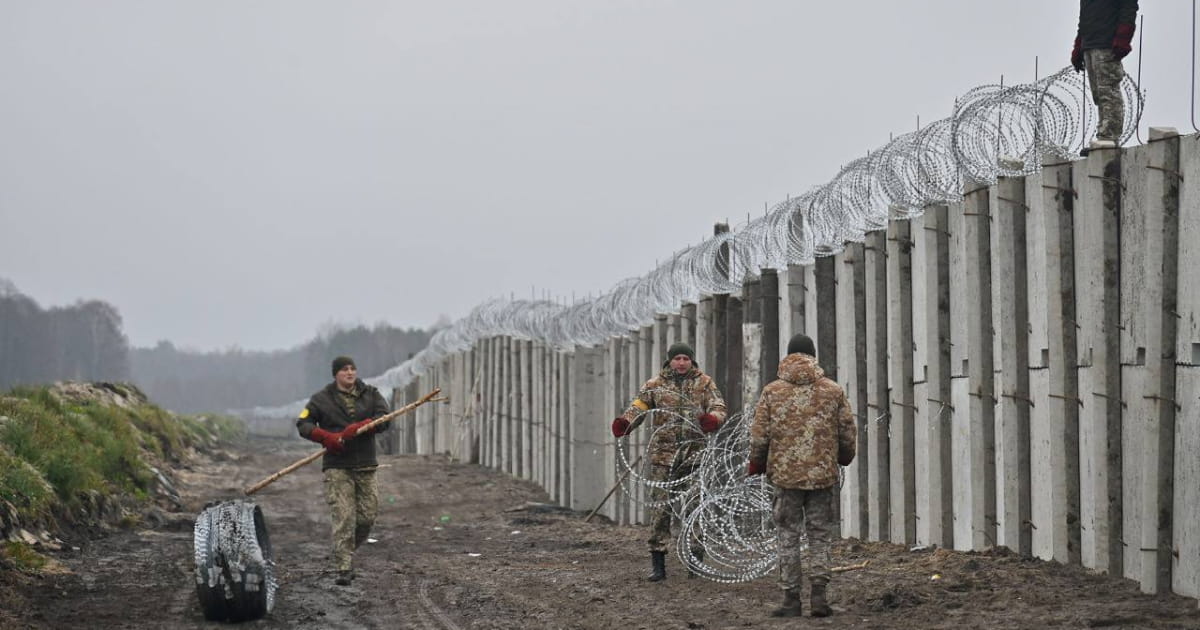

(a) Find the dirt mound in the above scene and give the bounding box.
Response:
[48,381,149,408]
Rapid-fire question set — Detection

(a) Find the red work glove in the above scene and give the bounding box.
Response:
[309,427,345,454]
[747,460,765,476]
[696,413,720,434]
[1112,23,1135,60]
[1070,36,1083,72]
[611,417,631,438]
[342,419,374,441]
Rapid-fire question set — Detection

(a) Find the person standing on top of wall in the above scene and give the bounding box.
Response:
[747,334,856,618]
[1071,0,1139,153]
[296,356,392,586]
[612,342,727,582]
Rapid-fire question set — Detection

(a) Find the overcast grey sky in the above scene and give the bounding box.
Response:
[1,1,1194,352]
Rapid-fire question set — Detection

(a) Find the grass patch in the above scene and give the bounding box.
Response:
[179,413,246,445]
[2,542,47,572]
[0,383,246,533]
[0,449,53,519]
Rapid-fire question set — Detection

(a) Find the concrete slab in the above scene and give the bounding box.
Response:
[948,198,977,550]
[806,263,822,359]
[865,230,891,542]
[964,182,997,551]
[887,219,916,545]
[488,337,500,469]
[1040,158,1082,565]
[922,204,955,550]
[1174,367,1200,599]
[697,296,713,371]
[1175,134,1200,600]
[602,339,620,521]
[760,269,781,383]
[517,340,529,478]
[1074,147,1123,575]
[653,316,668,377]
[1025,167,1053,559]
[560,351,572,507]
[836,244,868,539]
[1119,141,1153,585]
[742,323,762,420]
[1131,133,1182,593]
[1178,136,1200,365]
[625,331,641,524]
[569,347,607,512]
[533,342,546,487]
[786,264,807,341]
[682,302,697,349]
[815,257,837,379]
[991,175,1031,555]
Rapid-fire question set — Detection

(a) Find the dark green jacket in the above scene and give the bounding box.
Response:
[296,379,391,470]
[1077,0,1138,50]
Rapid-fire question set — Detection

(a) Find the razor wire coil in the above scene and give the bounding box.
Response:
[241,68,1143,420]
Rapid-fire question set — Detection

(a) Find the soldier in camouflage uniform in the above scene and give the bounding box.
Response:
[747,334,856,618]
[1071,0,1138,151]
[296,356,392,586]
[612,342,726,582]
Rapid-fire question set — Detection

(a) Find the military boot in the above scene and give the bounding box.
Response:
[810,582,832,617]
[647,551,667,582]
[769,589,802,617]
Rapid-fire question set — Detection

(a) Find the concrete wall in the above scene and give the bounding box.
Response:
[399,132,1199,603]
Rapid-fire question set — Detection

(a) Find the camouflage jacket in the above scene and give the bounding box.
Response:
[748,353,856,489]
[296,379,391,471]
[620,366,727,467]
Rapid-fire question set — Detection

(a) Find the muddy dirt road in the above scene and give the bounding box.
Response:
[6,437,1199,629]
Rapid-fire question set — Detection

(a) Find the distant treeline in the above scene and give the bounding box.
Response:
[130,324,433,413]
[0,279,433,413]
[0,280,131,388]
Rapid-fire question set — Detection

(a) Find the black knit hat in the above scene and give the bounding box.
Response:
[786,334,816,357]
[663,342,697,367]
[331,355,356,377]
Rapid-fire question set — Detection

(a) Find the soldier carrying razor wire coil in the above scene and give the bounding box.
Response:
[612,342,726,582]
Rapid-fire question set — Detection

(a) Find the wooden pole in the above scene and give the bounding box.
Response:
[585,454,642,523]
[243,388,442,495]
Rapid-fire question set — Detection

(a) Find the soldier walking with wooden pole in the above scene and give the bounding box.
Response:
[295,356,392,586]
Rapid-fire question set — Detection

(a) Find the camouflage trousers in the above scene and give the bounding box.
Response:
[773,487,834,592]
[323,467,380,571]
[1085,48,1125,141]
[646,462,702,555]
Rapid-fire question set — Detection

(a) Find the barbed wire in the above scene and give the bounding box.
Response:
[244,67,1143,427]
[614,407,781,583]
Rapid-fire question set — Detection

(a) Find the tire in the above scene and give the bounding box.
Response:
[193,499,277,622]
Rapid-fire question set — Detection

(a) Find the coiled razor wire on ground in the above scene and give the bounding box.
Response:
[193,500,276,622]
[612,389,785,583]
[242,66,1142,572]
